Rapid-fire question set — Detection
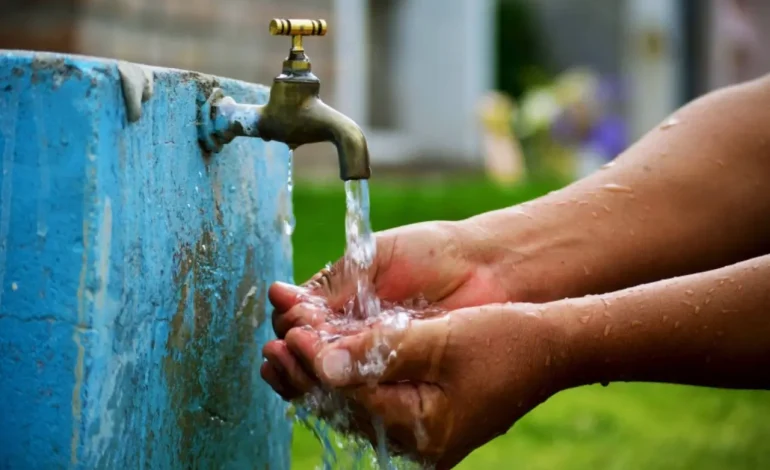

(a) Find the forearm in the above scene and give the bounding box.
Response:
[466,76,770,302]
[560,254,770,390]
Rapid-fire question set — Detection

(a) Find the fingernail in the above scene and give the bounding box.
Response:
[321,349,352,383]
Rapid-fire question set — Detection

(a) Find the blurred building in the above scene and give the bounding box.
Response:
[2,0,770,177]
[0,0,493,178]
[524,0,770,141]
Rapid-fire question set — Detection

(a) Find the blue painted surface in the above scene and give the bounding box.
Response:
[0,51,293,470]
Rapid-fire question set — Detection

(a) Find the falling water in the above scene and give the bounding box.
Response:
[343,180,380,319]
[283,151,297,236]
[291,180,433,469]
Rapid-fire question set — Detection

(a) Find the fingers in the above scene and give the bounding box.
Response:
[273,301,329,339]
[303,259,360,311]
[262,340,318,400]
[285,316,450,388]
[260,362,302,401]
[268,281,309,313]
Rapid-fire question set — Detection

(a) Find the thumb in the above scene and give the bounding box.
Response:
[309,315,451,387]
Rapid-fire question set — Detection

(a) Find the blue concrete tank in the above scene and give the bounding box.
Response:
[0,50,292,469]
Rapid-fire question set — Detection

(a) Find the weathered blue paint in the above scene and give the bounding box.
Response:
[0,50,293,470]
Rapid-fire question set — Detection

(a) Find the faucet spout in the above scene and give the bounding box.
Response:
[199,83,371,180]
[293,96,371,180]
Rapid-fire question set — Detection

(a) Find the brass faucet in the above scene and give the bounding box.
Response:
[198,19,371,180]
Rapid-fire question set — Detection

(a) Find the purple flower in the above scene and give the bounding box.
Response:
[587,115,627,160]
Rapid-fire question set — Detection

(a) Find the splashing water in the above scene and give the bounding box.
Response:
[290,180,439,469]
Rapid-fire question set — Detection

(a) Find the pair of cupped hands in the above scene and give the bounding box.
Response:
[261,221,572,469]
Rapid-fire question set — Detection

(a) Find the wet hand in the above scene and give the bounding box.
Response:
[269,220,515,340]
[262,302,571,468]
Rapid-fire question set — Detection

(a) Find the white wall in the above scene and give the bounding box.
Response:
[333,0,494,166]
[622,0,684,140]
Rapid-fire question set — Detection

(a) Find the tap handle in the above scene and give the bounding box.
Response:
[269,19,327,37]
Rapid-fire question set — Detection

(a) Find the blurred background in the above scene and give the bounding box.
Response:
[3,0,770,468]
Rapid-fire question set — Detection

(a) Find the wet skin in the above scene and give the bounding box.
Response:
[262,75,770,468]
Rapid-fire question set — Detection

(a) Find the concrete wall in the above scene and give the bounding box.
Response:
[0,50,292,470]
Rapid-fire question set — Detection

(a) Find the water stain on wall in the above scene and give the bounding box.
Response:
[163,223,265,466]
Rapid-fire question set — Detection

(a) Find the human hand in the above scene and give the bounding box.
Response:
[269,220,517,340]
[262,301,572,469]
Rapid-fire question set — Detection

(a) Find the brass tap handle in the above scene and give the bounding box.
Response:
[269,19,327,37]
[270,19,326,75]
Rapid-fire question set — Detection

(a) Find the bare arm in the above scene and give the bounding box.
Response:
[466,76,770,302]
[558,254,770,390]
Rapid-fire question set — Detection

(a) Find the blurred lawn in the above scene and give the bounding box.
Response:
[289,176,770,470]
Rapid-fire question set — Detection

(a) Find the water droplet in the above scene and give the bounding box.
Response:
[681,300,694,307]
[631,320,642,327]
[11,282,18,291]
[674,321,680,329]
[685,289,694,296]
[603,324,612,337]
[704,298,711,305]
[570,198,578,203]
[486,338,491,347]
[591,212,598,219]
[602,183,634,194]
[662,315,668,323]
[601,161,616,170]
[628,229,635,236]
[694,306,701,314]
[545,355,551,367]
[660,116,680,130]
[737,285,743,291]
[194,185,199,193]
[579,315,591,324]
[715,160,725,167]
[583,265,591,275]
[707,288,715,294]
[578,201,589,206]
[283,218,296,236]
[603,205,612,213]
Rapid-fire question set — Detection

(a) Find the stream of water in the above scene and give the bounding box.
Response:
[292,180,433,470]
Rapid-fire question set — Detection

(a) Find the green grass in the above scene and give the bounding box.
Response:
[288,176,770,469]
